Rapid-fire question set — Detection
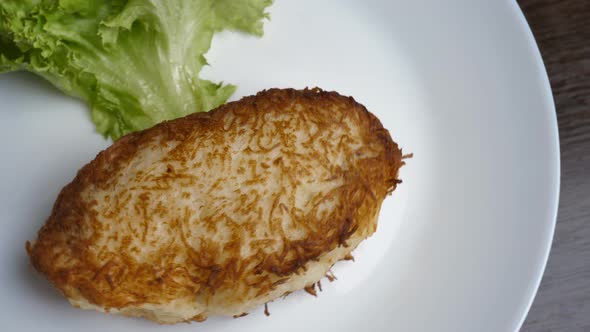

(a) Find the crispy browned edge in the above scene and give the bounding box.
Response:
[26,87,405,316]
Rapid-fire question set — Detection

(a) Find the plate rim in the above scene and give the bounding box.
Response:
[509,1,560,331]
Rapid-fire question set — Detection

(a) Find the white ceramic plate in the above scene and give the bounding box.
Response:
[0,1,559,331]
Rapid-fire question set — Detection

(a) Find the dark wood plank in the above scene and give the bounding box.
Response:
[517,0,590,331]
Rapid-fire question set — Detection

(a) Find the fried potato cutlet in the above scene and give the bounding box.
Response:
[27,88,404,323]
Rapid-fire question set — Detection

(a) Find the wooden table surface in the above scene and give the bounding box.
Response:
[517,1,590,331]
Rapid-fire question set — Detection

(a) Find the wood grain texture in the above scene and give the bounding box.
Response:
[518,0,590,331]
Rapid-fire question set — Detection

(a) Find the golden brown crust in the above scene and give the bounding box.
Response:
[28,88,404,321]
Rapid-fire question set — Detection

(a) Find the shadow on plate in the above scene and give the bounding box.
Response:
[0,71,66,100]
[19,254,66,307]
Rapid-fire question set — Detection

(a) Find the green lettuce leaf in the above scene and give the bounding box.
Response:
[0,0,271,139]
